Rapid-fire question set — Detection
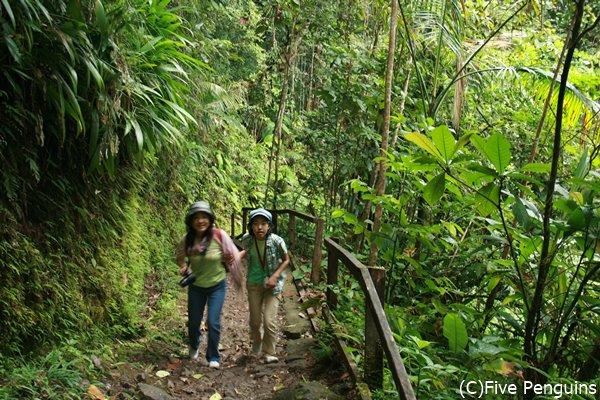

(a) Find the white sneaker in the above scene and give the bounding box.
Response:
[208,361,220,369]
[189,346,199,360]
[264,354,278,364]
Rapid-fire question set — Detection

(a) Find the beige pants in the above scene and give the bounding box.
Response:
[247,283,280,356]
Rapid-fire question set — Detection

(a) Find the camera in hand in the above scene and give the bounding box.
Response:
[179,271,196,287]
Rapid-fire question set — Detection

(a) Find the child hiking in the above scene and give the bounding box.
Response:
[240,208,290,363]
[175,201,242,368]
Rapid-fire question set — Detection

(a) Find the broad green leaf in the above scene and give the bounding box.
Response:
[487,276,501,293]
[343,213,358,225]
[470,135,489,161]
[566,207,586,234]
[155,370,170,378]
[455,132,473,152]
[520,163,551,173]
[443,313,468,352]
[431,125,456,163]
[423,172,446,206]
[569,192,584,205]
[409,335,434,349]
[465,162,497,177]
[513,197,532,231]
[484,133,511,174]
[475,183,499,216]
[350,179,370,193]
[404,132,443,160]
[332,209,345,219]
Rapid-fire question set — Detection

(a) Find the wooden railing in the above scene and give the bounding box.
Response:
[231,208,415,400]
[325,238,415,400]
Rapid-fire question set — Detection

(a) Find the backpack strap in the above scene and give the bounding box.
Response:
[214,228,223,246]
[213,228,229,271]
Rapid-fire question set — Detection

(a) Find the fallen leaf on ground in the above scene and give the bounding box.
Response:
[209,392,222,400]
[166,360,182,370]
[192,373,204,379]
[87,384,105,399]
[155,370,170,378]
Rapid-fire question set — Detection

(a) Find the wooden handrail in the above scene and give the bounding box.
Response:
[325,238,416,400]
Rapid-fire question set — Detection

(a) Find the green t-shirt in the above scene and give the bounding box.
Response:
[247,239,268,285]
[189,239,226,288]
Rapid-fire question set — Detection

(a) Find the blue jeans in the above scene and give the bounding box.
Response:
[187,279,227,362]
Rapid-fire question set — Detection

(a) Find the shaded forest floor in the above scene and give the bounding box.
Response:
[100,272,356,399]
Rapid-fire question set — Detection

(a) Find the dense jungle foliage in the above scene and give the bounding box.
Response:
[1,0,599,398]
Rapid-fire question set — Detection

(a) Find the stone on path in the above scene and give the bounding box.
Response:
[272,381,344,400]
[138,383,173,400]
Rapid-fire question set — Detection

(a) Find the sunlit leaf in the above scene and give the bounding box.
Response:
[484,133,511,174]
[443,313,468,352]
[431,125,456,163]
[156,370,170,378]
[405,132,443,160]
[520,163,551,173]
[332,209,345,218]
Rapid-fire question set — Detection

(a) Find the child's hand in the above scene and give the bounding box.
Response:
[179,265,189,275]
[265,275,278,288]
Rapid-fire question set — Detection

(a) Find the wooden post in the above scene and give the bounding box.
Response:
[364,266,385,389]
[326,247,338,310]
[311,217,324,285]
[271,209,278,234]
[242,209,248,235]
[289,214,296,253]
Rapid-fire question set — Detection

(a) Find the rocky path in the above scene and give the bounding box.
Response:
[102,273,355,399]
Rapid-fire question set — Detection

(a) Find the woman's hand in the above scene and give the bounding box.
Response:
[179,264,189,275]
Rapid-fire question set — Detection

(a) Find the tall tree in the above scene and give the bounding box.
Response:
[368,0,399,266]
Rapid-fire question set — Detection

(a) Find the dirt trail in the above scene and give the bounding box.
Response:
[103,273,353,399]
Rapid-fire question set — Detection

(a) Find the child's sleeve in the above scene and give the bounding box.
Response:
[278,236,288,258]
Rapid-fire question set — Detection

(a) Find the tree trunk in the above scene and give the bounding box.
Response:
[523,0,585,390]
[391,54,412,148]
[269,18,306,209]
[368,0,398,266]
[527,41,567,163]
